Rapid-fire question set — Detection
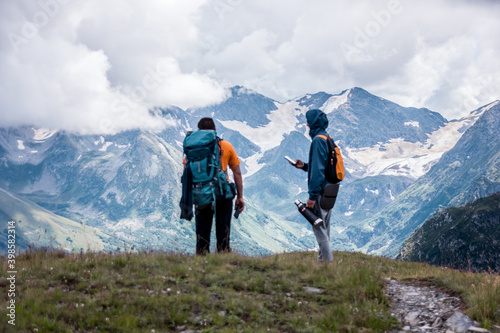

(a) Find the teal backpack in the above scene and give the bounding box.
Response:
[180,130,235,220]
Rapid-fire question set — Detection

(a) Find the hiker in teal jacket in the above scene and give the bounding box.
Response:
[292,109,334,262]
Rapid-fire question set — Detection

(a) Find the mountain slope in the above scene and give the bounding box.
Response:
[326,87,447,148]
[0,187,112,251]
[189,85,278,128]
[0,86,495,257]
[0,125,314,255]
[213,87,456,239]
[355,101,500,257]
[397,192,500,272]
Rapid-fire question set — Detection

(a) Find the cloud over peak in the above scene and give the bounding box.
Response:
[1,0,499,133]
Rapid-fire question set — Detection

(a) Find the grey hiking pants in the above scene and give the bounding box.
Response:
[313,193,333,262]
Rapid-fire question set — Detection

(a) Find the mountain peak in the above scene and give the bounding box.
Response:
[230,85,257,95]
[228,85,275,100]
[188,85,278,128]
[348,87,386,101]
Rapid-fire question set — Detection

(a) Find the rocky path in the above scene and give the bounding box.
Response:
[385,278,491,333]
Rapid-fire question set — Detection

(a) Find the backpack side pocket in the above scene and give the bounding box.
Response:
[320,183,340,210]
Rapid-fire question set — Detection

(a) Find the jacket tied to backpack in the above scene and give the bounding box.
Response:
[179,130,235,221]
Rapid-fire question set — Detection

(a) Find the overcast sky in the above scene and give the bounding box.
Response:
[1,0,499,134]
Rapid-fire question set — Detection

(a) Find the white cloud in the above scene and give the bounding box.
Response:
[0,0,226,134]
[1,0,499,134]
[195,0,500,118]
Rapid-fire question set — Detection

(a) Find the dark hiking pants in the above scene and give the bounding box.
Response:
[195,198,233,255]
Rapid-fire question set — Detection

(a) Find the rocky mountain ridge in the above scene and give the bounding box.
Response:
[1,86,498,257]
[355,101,500,257]
[397,192,500,272]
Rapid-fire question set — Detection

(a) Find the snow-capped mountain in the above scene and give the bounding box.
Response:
[192,87,477,182]
[349,101,500,257]
[1,86,497,257]
[0,120,312,255]
[191,88,471,219]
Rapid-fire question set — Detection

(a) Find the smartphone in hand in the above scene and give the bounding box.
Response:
[234,205,242,219]
[284,156,296,165]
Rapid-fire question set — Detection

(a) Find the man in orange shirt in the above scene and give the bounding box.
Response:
[194,117,244,254]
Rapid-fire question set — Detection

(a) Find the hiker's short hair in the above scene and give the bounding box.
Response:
[198,117,216,130]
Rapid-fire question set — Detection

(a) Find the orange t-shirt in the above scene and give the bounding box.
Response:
[219,140,240,171]
[183,139,240,172]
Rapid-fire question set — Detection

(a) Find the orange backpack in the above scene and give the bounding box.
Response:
[316,134,345,183]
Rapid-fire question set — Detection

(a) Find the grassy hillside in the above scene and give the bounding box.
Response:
[0,188,112,252]
[0,250,498,332]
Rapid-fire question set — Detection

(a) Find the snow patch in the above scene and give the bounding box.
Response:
[364,224,374,232]
[33,128,57,141]
[99,142,113,152]
[109,218,145,233]
[481,100,500,112]
[94,136,105,145]
[336,226,347,233]
[241,152,265,177]
[322,89,350,114]
[404,121,419,127]
[17,140,25,150]
[345,211,354,216]
[346,107,488,179]
[219,101,302,153]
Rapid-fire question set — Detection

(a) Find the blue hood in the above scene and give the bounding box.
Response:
[306,109,329,138]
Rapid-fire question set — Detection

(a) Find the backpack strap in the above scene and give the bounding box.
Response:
[315,134,338,167]
[315,134,336,150]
